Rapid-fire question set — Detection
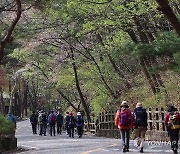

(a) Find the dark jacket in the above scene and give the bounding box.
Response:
[133,107,147,129]
[67,116,76,127]
[75,115,84,127]
[30,113,38,124]
[56,114,63,125]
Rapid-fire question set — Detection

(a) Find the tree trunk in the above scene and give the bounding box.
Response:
[156,0,180,36]
[56,89,78,111]
[0,0,22,63]
[70,48,91,123]
[0,86,4,114]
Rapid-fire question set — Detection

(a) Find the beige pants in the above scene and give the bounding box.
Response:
[134,127,147,149]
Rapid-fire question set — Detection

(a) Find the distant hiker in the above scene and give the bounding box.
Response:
[30,111,38,134]
[64,112,69,135]
[56,110,63,135]
[115,101,133,153]
[133,103,148,153]
[75,112,84,138]
[164,105,180,154]
[48,110,56,136]
[38,111,47,136]
[7,112,16,128]
[67,112,76,138]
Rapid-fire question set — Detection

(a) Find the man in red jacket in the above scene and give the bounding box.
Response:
[115,101,133,152]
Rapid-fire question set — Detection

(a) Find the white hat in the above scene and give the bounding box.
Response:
[77,112,81,115]
[120,101,128,107]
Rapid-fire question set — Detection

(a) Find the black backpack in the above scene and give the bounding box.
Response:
[41,114,47,123]
[69,117,75,125]
[77,116,83,125]
[134,109,147,127]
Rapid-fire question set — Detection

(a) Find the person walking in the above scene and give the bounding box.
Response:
[56,110,63,135]
[38,111,47,136]
[64,112,69,135]
[75,112,84,138]
[48,110,56,136]
[7,112,16,128]
[67,112,76,138]
[30,111,38,134]
[115,101,133,153]
[133,103,148,153]
[164,105,180,154]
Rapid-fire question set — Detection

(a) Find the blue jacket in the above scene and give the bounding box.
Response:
[7,114,16,126]
[48,113,56,123]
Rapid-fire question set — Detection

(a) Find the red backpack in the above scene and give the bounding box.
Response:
[50,114,55,123]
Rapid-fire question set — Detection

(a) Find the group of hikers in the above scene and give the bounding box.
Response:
[115,101,180,153]
[5,100,179,154]
[30,110,84,138]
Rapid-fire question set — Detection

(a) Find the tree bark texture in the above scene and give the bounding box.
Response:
[0,86,5,114]
[156,0,180,36]
[0,0,22,63]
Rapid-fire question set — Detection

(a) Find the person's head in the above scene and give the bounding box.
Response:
[8,112,11,115]
[32,111,35,114]
[51,110,54,113]
[136,103,142,108]
[77,112,81,116]
[120,101,129,108]
[167,105,175,112]
[66,112,69,115]
[69,112,73,116]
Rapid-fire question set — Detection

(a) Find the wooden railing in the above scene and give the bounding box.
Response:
[83,108,176,140]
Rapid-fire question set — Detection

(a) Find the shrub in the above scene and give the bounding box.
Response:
[0,114,15,139]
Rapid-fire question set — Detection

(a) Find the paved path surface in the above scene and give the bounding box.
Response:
[16,120,179,154]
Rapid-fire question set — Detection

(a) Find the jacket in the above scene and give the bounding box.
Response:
[115,107,133,129]
[48,113,56,123]
[164,112,180,127]
[75,115,84,127]
[7,114,16,126]
[67,116,76,126]
[30,113,38,124]
[56,114,63,125]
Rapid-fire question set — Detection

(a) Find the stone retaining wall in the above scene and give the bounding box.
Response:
[96,129,173,141]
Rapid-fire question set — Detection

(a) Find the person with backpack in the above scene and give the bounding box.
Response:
[164,105,180,154]
[67,112,76,138]
[39,111,48,136]
[115,101,133,153]
[48,110,56,136]
[56,110,63,135]
[133,103,148,153]
[75,112,84,138]
[30,111,38,134]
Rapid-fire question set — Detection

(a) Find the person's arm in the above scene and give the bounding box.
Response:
[128,110,133,127]
[114,110,119,128]
[164,113,169,126]
[145,109,148,128]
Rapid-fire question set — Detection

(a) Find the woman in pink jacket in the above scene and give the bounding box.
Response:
[164,106,180,154]
[115,101,133,152]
